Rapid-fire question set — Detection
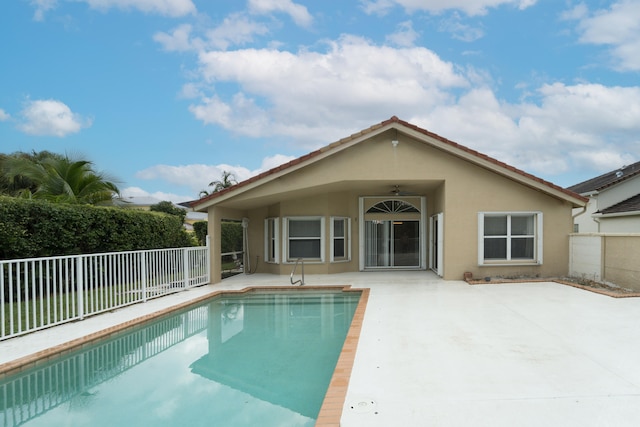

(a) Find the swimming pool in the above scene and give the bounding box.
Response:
[0,288,362,427]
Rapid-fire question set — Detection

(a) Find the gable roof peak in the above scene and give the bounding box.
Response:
[192,116,586,209]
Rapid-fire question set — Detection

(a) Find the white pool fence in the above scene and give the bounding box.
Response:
[1,242,210,340]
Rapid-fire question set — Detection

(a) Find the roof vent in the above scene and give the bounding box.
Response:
[616,170,624,178]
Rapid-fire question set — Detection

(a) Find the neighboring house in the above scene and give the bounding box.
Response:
[115,197,206,230]
[184,211,208,230]
[568,161,640,233]
[178,201,208,231]
[193,117,586,283]
[113,196,163,210]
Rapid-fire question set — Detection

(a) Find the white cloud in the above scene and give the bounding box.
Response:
[18,99,92,137]
[439,12,485,42]
[120,186,193,204]
[134,155,296,198]
[386,21,419,47]
[30,0,57,21]
[135,163,253,195]
[361,0,536,16]
[190,35,468,145]
[359,0,395,16]
[206,13,270,50]
[31,0,196,20]
[0,109,10,121]
[154,24,202,52]
[260,154,297,171]
[567,0,640,71]
[155,15,270,52]
[419,83,640,180]
[86,0,196,16]
[179,82,203,99]
[176,30,640,185]
[248,0,313,27]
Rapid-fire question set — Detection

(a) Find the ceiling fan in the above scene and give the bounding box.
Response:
[391,185,414,196]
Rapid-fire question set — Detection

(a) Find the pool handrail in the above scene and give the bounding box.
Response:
[290,258,305,286]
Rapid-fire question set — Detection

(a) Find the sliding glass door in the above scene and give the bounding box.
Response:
[364,220,420,268]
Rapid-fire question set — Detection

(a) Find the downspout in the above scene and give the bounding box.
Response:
[572,205,587,232]
[572,205,587,221]
[242,218,251,274]
[242,218,259,274]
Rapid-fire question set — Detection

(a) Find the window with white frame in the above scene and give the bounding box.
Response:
[478,212,542,264]
[264,218,279,263]
[284,217,324,262]
[331,217,350,262]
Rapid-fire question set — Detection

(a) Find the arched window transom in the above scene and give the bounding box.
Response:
[366,200,419,214]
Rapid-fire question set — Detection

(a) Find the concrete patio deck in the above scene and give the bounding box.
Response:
[2,271,640,426]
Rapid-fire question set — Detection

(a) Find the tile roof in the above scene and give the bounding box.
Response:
[568,161,640,194]
[192,116,587,208]
[597,193,640,215]
[114,196,163,206]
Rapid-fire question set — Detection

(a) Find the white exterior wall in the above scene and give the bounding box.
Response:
[598,214,640,233]
[573,176,640,233]
[569,233,602,281]
[597,175,640,210]
[572,197,599,233]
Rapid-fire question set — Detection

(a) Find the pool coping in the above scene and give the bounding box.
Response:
[0,285,370,426]
[315,286,370,427]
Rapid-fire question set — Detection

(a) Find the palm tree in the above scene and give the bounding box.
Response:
[0,150,60,197]
[200,171,237,197]
[1,152,120,204]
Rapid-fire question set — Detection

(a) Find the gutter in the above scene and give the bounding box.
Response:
[593,210,640,219]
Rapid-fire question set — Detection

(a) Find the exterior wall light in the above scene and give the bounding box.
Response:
[391,139,399,147]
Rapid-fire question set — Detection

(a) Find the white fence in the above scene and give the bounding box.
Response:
[569,233,640,291]
[1,244,209,340]
[569,234,603,281]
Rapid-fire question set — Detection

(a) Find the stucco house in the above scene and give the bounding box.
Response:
[193,117,586,283]
[568,161,640,233]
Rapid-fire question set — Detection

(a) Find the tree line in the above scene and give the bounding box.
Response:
[0,151,196,258]
[1,151,243,258]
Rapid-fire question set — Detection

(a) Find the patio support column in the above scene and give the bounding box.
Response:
[208,207,223,284]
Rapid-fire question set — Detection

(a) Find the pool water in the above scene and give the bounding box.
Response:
[0,290,361,427]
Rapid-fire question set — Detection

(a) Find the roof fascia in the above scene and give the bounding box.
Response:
[192,123,394,211]
[593,210,640,218]
[399,125,587,207]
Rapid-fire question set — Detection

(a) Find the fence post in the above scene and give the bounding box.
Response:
[76,257,84,320]
[206,235,211,283]
[183,249,190,289]
[141,252,148,303]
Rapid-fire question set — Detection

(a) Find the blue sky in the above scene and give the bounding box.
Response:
[1,0,639,203]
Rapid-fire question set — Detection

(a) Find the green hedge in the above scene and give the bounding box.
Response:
[0,196,194,260]
[221,221,243,254]
[193,221,208,246]
[192,220,243,254]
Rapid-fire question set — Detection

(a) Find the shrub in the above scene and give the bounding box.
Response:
[150,201,187,223]
[192,220,242,253]
[193,221,208,246]
[221,221,243,254]
[0,196,193,260]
